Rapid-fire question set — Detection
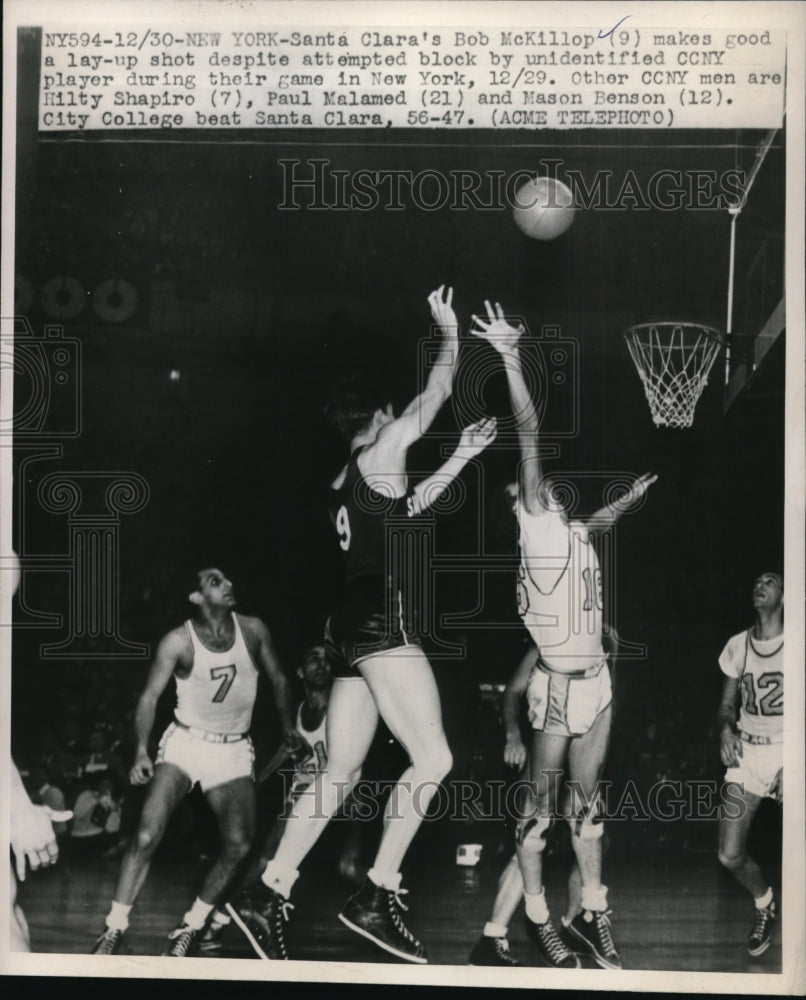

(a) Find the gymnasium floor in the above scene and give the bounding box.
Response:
[18,846,782,974]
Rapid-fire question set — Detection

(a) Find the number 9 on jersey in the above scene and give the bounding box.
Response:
[336,505,351,551]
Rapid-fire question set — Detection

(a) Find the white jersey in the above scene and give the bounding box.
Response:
[175,614,259,735]
[517,502,605,673]
[719,628,783,743]
[290,702,328,797]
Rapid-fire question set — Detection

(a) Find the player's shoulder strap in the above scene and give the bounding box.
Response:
[737,628,751,681]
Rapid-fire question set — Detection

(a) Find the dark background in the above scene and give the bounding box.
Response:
[10,26,785,868]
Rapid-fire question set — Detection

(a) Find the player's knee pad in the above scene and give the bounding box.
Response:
[567,801,604,841]
[516,814,551,852]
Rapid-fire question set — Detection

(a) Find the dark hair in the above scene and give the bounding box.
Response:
[184,568,204,598]
[323,376,388,442]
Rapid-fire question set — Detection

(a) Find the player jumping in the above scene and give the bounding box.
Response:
[227,286,496,963]
[471,301,656,970]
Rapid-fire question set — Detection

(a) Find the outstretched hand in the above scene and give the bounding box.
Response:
[458,417,497,456]
[130,751,154,786]
[720,729,742,768]
[428,285,458,333]
[503,733,527,770]
[470,300,524,353]
[613,473,658,511]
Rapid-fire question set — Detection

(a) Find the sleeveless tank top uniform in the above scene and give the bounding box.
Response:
[325,451,421,676]
[175,613,259,735]
[288,703,328,800]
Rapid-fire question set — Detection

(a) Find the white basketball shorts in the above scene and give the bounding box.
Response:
[156,722,255,792]
[724,736,782,799]
[527,661,612,737]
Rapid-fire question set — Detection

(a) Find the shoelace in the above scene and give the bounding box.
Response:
[593,909,616,956]
[96,929,121,954]
[538,921,572,963]
[494,938,517,964]
[273,900,294,958]
[751,907,771,938]
[167,926,196,957]
[387,889,419,946]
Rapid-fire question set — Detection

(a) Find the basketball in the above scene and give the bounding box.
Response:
[512,176,576,240]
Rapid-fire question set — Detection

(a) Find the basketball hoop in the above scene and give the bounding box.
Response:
[624,322,724,428]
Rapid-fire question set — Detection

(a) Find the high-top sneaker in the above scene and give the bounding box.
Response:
[339,878,427,964]
[524,915,580,968]
[226,884,293,960]
[90,927,124,955]
[468,934,519,966]
[163,922,201,957]
[747,898,778,958]
[562,909,622,969]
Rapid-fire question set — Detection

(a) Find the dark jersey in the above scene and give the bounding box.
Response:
[329,451,413,584]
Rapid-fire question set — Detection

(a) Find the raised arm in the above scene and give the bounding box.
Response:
[471,301,547,514]
[130,629,186,785]
[408,417,497,514]
[501,643,539,768]
[375,285,460,453]
[585,473,658,536]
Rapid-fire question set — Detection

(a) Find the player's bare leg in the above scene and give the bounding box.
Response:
[228,678,378,958]
[469,853,523,965]
[268,678,378,872]
[359,646,452,874]
[92,763,191,954]
[718,788,765,895]
[561,705,621,969]
[163,776,256,956]
[516,730,566,896]
[338,646,453,964]
[516,730,579,968]
[564,862,582,924]
[718,787,777,955]
[491,854,525,930]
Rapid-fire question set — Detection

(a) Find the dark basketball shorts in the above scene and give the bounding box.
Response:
[324,577,421,678]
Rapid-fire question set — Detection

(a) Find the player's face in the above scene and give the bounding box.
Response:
[300,647,331,689]
[196,568,236,609]
[504,481,518,515]
[752,572,783,611]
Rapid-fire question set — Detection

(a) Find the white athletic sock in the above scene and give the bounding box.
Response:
[106,901,132,932]
[261,860,299,900]
[581,883,608,913]
[483,921,508,938]
[524,890,550,925]
[755,887,774,910]
[209,908,231,928]
[368,867,402,892]
[182,897,215,930]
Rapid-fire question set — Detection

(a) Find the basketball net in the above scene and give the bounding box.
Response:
[624,322,723,428]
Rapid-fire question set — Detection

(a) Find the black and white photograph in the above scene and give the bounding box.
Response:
[2,1,804,993]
